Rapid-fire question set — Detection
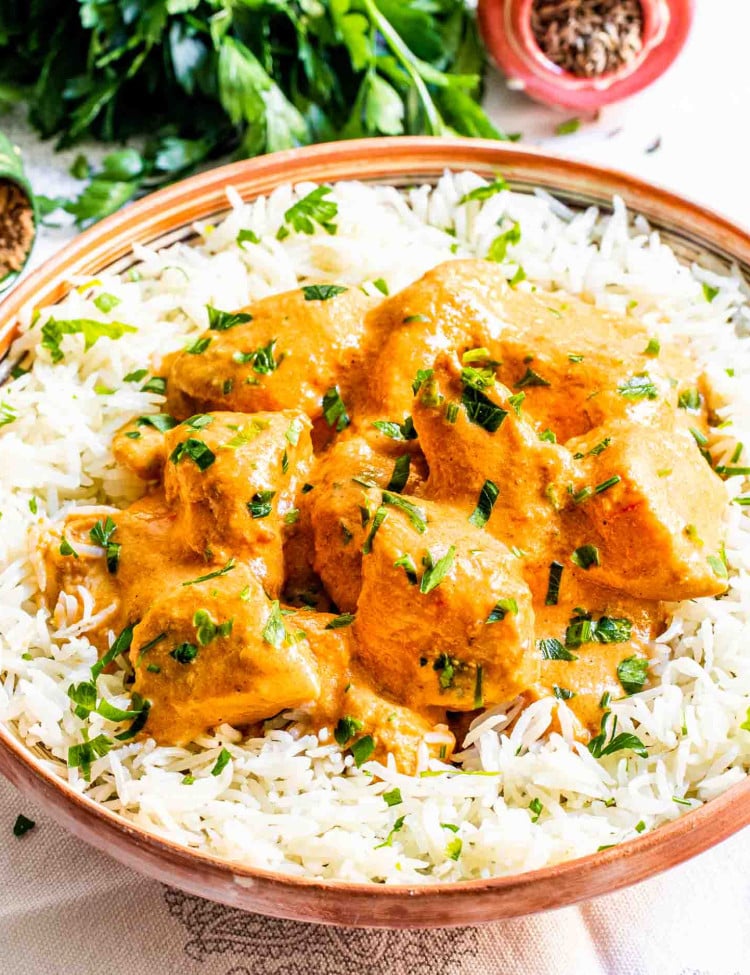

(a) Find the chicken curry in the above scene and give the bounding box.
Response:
[41,260,729,773]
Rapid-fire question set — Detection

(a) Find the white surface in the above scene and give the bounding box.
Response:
[1,1,749,972]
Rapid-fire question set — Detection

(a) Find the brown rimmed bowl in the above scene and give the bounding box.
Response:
[1,137,749,927]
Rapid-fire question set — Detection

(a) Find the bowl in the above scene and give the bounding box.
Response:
[477,0,695,111]
[1,137,749,927]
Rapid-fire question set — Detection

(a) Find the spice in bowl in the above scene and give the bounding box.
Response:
[478,0,695,110]
[0,133,36,292]
[0,180,34,282]
[531,0,644,78]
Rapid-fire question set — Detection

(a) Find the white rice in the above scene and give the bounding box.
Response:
[1,171,750,884]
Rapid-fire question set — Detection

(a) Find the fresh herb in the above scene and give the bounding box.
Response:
[617,656,649,694]
[486,598,518,623]
[372,278,389,295]
[301,284,348,301]
[375,815,406,849]
[565,613,632,648]
[170,643,198,664]
[326,613,356,630]
[282,187,338,237]
[529,797,543,822]
[92,624,134,680]
[568,353,584,363]
[362,506,388,554]
[487,220,521,263]
[89,516,120,574]
[67,734,112,781]
[540,562,563,607]
[386,454,411,493]
[284,509,300,525]
[169,438,216,471]
[193,609,233,646]
[383,787,402,807]
[588,711,648,759]
[13,814,35,838]
[420,546,456,595]
[643,338,660,356]
[394,553,418,585]
[183,414,214,431]
[233,339,279,374]
[372,417,417,441]
[473,665,484,707]
[509,265,527,286]
[468,479,499,528]
[207,307,252,332]
[42,318,136,363]
[555,117,581,135]
[123,369,147,383]
[553,685,575,700]
[635,820,646,833]
[334,715,364,747]
[707,553,728,580]
[181,559,236,587]
[92,292,121,314]
[211,748,232,776]
[351,735,375,767]
[538,638,577,661]
[136,413,178,432]
[702,283,719,303]
[539,428,557,443]
[322,386,350,432]
[59,537,78,559]
[381,492,427,533]
[514,367,550,388]
[433,652,460,689]
[571,544,600,570]
[445,837,463,860]
[595,475,621,494]
[141,376,166,395]
[461,384,508,433]
[186,336,212,355]
[618,374,658,400]
[247,489,276,519]
[237,229,260,248]
[262,600,302,649]
[412,368,434,395]
[459,178,508,204]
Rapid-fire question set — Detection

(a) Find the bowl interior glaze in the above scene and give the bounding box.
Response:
[0,137,749,928]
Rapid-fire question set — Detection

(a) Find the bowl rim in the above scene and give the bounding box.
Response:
[1,135,749,927]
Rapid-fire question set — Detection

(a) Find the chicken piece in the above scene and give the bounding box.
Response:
[165,286,373,421]
[131,567,320,744]
[356,260,506,420]
[305,434,426,612]
[360,258,697,442]
[39,495,204,642]
[277,613,453,773]
[340,673,454,774]
[564,420,728,600]
[162,410,312,593]
[354,496,538,711]
[39,509,122,636]
[412,352,576,559]
[112,416,171,481]
[478,288,694,443]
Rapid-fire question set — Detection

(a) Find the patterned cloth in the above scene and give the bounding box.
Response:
[1,777,747,975]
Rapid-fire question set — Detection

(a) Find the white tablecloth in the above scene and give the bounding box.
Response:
[2,2,749,972]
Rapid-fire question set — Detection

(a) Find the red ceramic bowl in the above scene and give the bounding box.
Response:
[1,138,749,927]
[478,0,695,110]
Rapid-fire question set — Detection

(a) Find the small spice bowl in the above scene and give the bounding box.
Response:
[478,0,695,111]
[0,133,36,294]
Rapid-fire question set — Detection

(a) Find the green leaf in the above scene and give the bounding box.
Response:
[468,479,499,528]
[335,715,364,746]
[41,318,137,363]
[420,545,456,595]
[207,306,252,331]
[364,73,404,135]
[351,735,375,767]
[302,284,348,301]
[617,656,649,695]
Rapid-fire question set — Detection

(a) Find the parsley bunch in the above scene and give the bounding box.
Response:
[0,0,508,225]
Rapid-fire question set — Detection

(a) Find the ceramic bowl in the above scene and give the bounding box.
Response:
[1,137,749,928]
[477,0,695,111]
